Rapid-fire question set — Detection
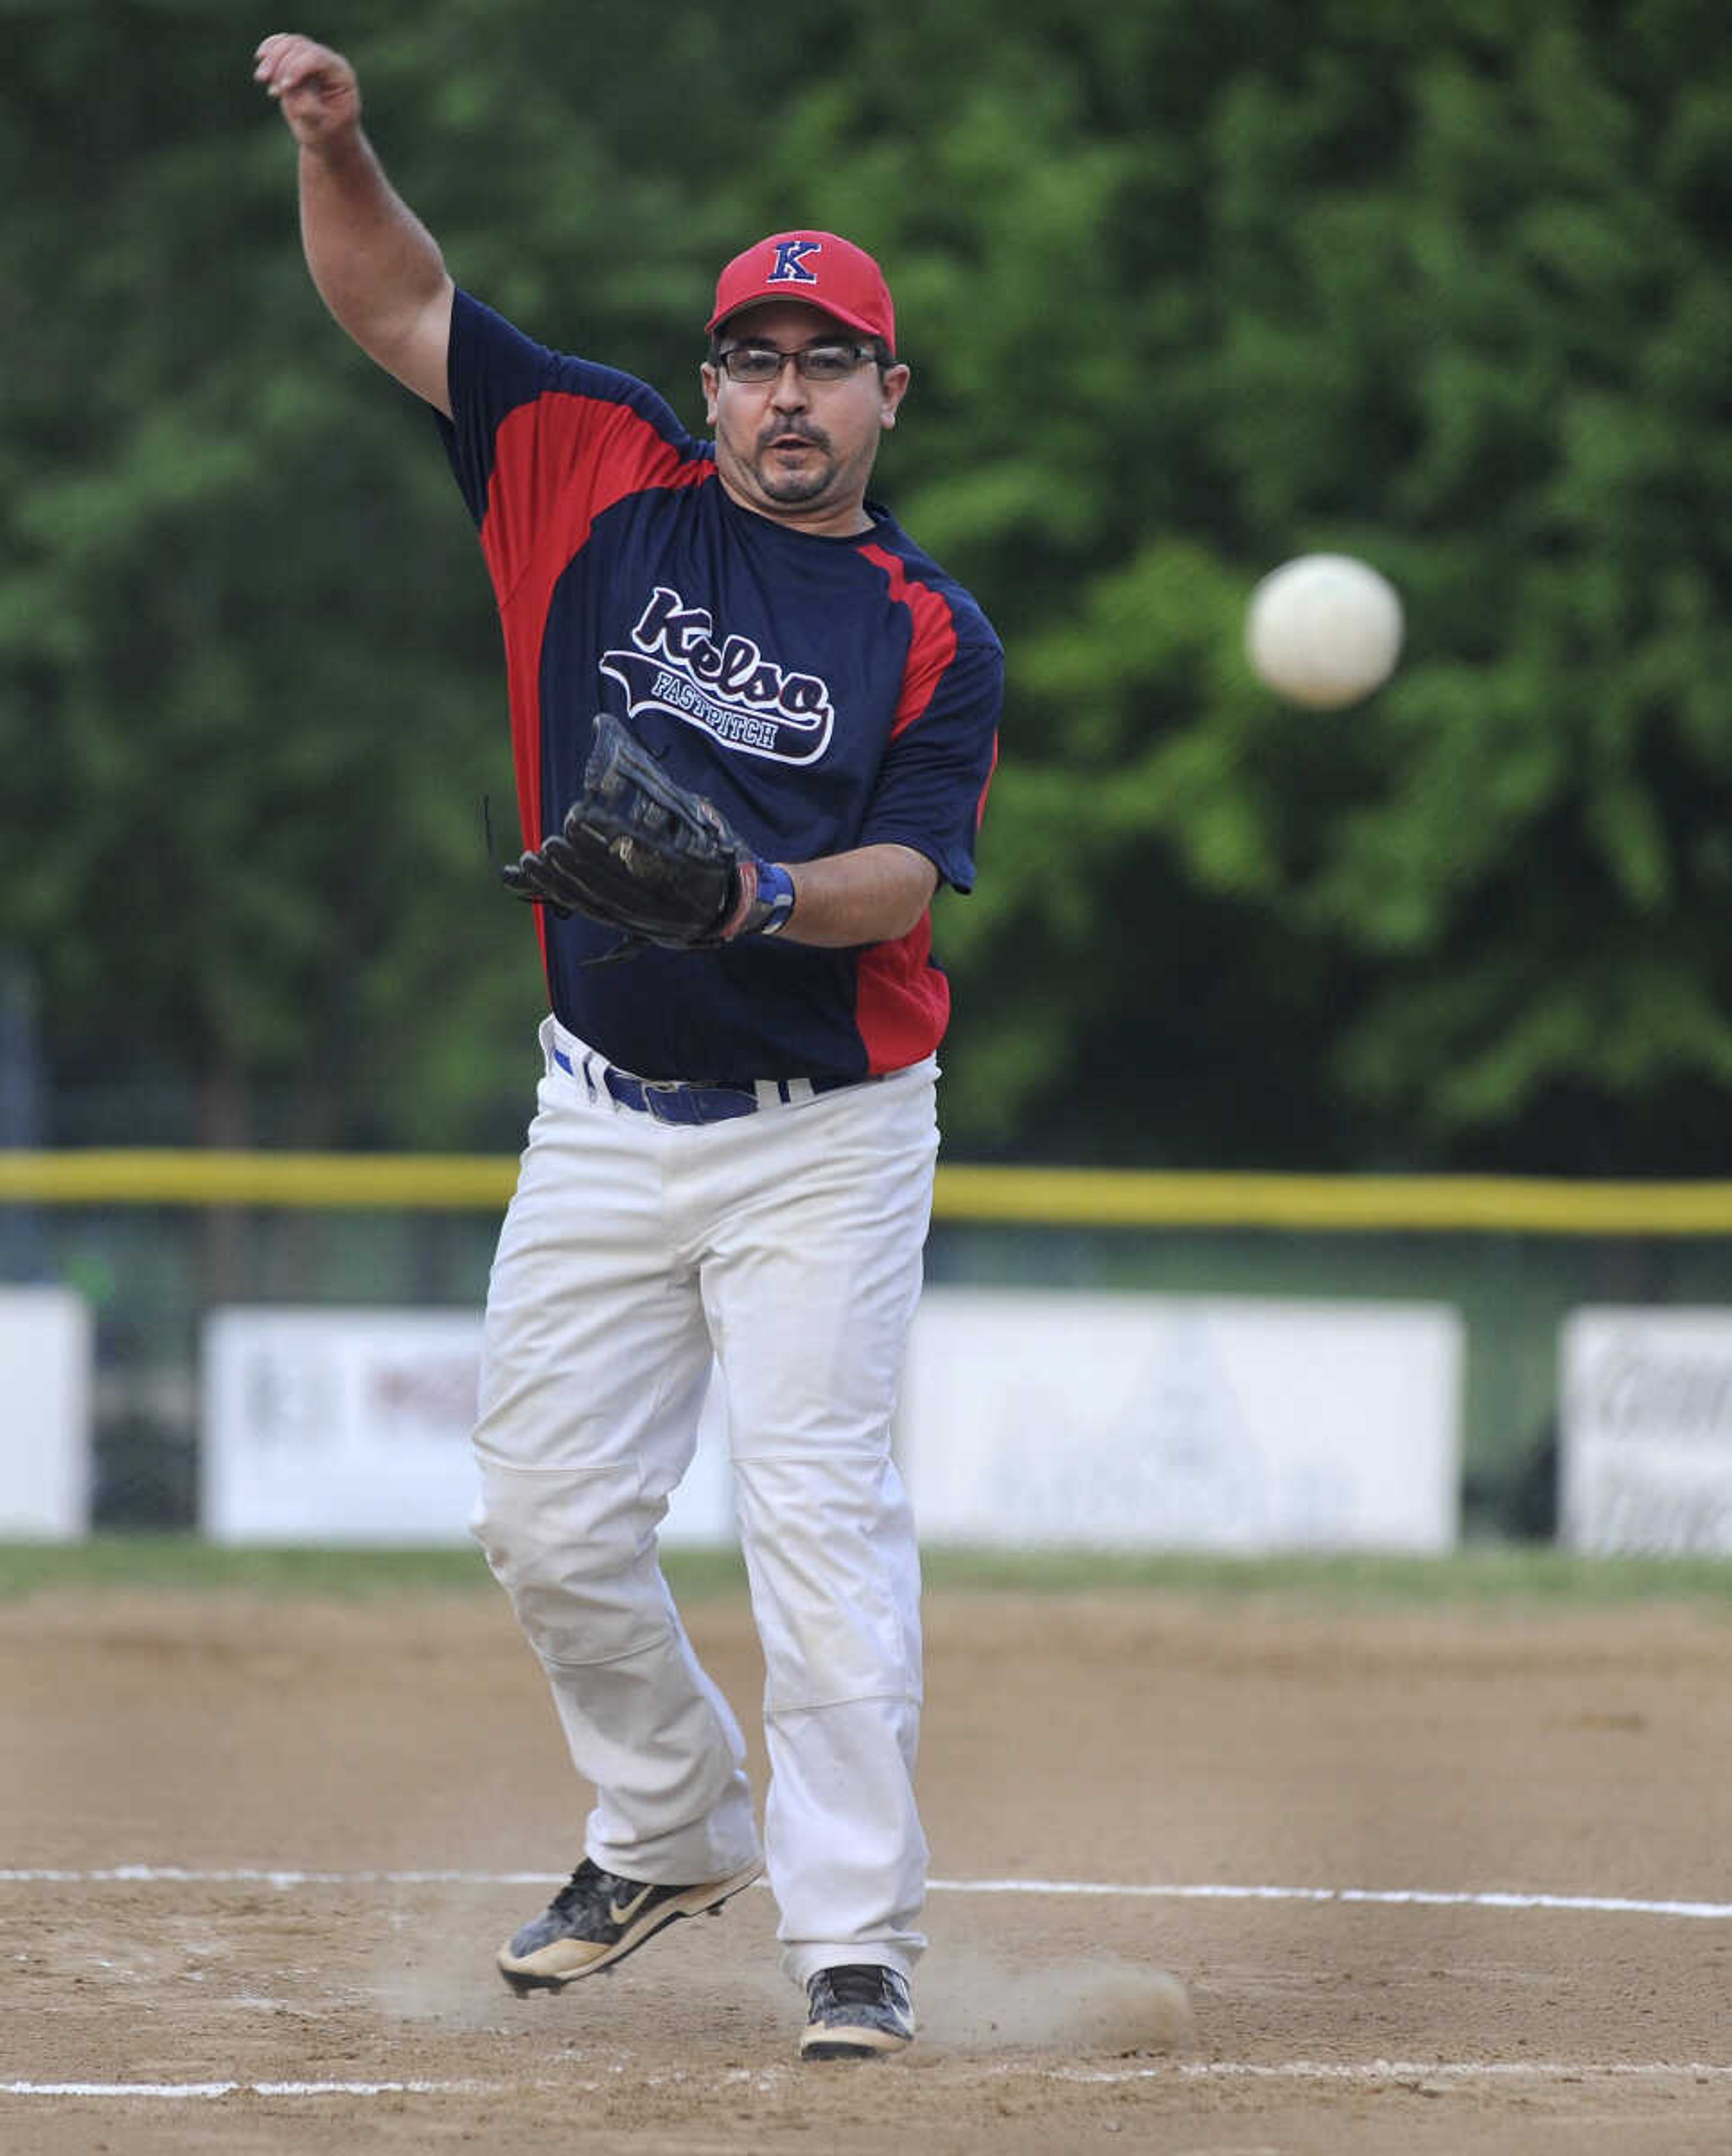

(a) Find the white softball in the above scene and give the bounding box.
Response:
[1245,553,1404,709]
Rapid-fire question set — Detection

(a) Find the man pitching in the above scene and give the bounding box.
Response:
[256,32,1002,2062]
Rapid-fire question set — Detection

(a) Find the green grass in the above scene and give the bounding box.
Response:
[917,1543,1732,1605]
[0,1535,1726,1608]
[0,1536,509,1600]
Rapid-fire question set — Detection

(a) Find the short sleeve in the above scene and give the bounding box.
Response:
[860,612,1003,893]
[436,290,563,525]
[434,290,704,605]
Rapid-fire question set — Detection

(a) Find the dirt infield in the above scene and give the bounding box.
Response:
[3,1578,1729,2153]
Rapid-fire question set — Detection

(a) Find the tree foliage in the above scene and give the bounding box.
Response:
[2,0,1727,1170]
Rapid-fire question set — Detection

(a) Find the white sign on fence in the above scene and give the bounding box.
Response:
[1560,1307,1732,1555]
[202,1290,1465,1553]
[898,1287,1464,1553]
[0,1286,92,1539]
[200,1307,733,1546]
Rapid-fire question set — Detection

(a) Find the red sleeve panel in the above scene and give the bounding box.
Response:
[480,396,713,855]
[850,542,1003,1073]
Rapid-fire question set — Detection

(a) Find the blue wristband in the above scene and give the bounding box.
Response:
[748,858,797,937]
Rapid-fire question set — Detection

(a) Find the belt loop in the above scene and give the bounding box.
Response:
[580,1052,599,1102]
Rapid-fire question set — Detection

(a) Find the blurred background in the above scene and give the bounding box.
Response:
[3,0,1729,1550]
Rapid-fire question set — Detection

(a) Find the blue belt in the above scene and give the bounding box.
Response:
[551,1046,865,1126]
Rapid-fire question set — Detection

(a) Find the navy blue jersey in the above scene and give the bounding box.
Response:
[438,290,1002,1085]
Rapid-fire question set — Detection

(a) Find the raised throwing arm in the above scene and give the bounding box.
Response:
[254,33,455,415]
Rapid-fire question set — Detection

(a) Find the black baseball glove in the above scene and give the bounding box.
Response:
[501,712,768,963]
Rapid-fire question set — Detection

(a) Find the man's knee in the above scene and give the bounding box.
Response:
[470,1457,664,1668]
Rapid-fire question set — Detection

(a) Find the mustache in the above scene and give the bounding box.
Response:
[758,419,831,453]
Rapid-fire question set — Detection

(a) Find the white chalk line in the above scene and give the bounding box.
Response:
[2,1867,1728,1921]
[1059,2059,1732,2087]
[5,2062,1731,2101]
[940,1880,1732,1921]
[2,2080,486,2101]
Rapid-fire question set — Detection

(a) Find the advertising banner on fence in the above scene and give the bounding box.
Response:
[1560,1307,1732,1554]
[899,1288,1464,1552]
[200,1307,733,1546]
[203,1290,1464,1551]
[0,1286,92,1539]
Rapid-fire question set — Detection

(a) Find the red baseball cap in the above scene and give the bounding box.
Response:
[707,231,896,354]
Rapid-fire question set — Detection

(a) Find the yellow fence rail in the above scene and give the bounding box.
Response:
[5,1149,1732,1235]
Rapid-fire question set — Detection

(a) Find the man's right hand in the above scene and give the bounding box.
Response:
[254,33,361,151]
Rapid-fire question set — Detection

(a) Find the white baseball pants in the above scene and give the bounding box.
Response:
[469,1017,938,1986]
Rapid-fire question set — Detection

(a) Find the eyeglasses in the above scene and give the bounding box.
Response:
[716,342,878,385]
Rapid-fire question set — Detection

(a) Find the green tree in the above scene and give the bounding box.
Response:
[746,0,1731,1169]
[0,0,806,1152]
[3,0,1728,1177]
